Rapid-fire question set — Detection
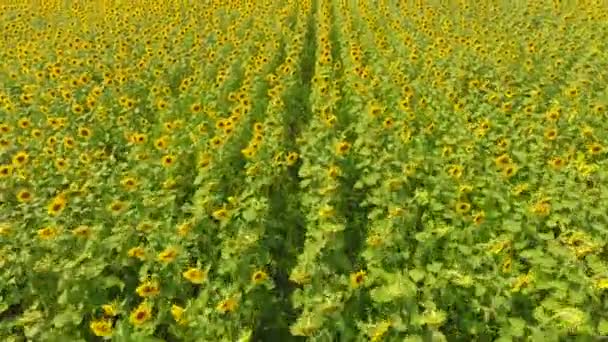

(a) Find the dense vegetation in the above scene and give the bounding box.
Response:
[1,0,608,340]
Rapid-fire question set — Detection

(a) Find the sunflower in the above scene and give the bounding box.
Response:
[16,189,33,203]
[588,143,603,155]
[72,225,92,238]
[530,199,551,217]
[108,200,128,215]
[32,128,42,139]
[350,270,366,288]
[447,165,464,179]
[285,152,299,166]
[131,133,147,144]
[241,147,256,159]
[171,304,187,325]
[502,164,518,178]
[63,136,75,149]
[18,118,31,129]
[190,102,202,113]
[368,104,383,117]
[0,164,12,178]
[472,211,485,225]
[161,154,176,167]
[90,319,113,337]
[544,128,557,141]
[494,154,511,168]
[12,151,29,167]
[102,301,119,317]
[327,165,340,178]
[210,136,222,148]
[251,270,268,284]
[128,246,146,260]
[0,123,10,133]
[78,127,92,139]
[212,208,230,221]
[336,141,351,155]
[121,176,138,191]
[47,195,67,217]
[216,297,238,314]
[37,226,58,240]
[182,267,208,284]
[0,138,11,150]
[136,280,160,298]
[129,302,152,326]
[157,246,179,264]
[549,157,565,169]
[54,158,68,171]
[455,201,471,214]
[154,136,169,150]
[72,103,84,115]
[382,117,394,129]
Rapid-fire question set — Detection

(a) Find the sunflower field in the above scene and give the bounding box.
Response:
[1,0,608,340]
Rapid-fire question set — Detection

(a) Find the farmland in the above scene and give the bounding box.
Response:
[1,0,608,340]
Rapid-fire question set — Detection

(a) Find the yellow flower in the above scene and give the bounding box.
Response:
[102,302,119,317]
[72,225,92,238]
[90,319,113,337]
[154,136,169,150]
[588,143,604,155]
[494,154,511,169]
[78,127,92,139]
[157,246,179,264]
[455,201,471,215]
[136,280,160,298]
[47,195,67,217]
[212,208,230,222]
[530,199,551,217]
[129,302,152,326]
[12,151,29,167]
[512,273,533,292]
[108,200,128,215]
[128,246,146,260]
[501,163,518,178]
[161,154,176,167]
[37,226,58,240]
[183,267,208,284]
[285,152,299,166]
[0,164,12,178]
[0,223,11,236]
[177,221,193,237]
[595,278,608,290]
[336,141,351,155]
[350,270,366,288]
[472,211,485,225]
[327,165,340,178]
[251,270,268,284]
[171,304,187,325]
[370,321,392,342]
[121,177,138,191]
[318,204,335,218]
[16,189,33,203]
[216,297,238,314]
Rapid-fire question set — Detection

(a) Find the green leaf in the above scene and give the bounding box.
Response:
[427,262,443,273]
[102,275,125,291]
[52,308,82,328]
[598,318,608,335]
[508,317,526,337]
[241,207,257,222]
[409,269,425,282]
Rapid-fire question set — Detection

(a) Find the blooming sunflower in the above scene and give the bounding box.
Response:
[183,267,208,284]
[129,302,152,326]
[90,319,113,337]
